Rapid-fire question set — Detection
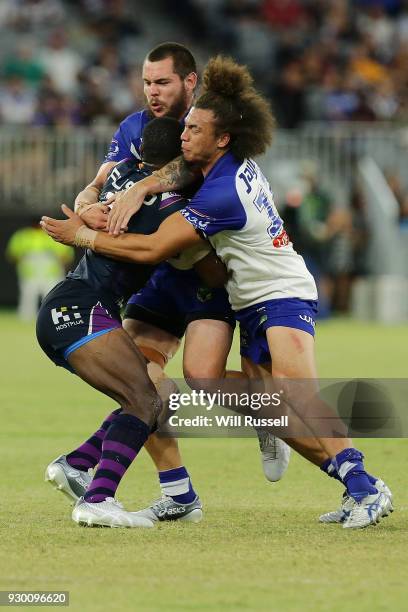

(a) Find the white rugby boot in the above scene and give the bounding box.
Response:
[72,497,154,528]
[256,430,291,481]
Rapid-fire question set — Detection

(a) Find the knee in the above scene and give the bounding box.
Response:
[183,362,225,387]
[184,374,221,395]
[120,384,163,428]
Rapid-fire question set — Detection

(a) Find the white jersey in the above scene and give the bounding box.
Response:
[180,153,317,311]
[168,242,212,270]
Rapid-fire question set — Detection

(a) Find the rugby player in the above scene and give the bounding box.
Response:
[73,41,291,500]
[37,117,209,527]
[42,56,393,528]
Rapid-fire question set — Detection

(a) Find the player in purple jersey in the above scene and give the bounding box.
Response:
[38,117,209,528]
[68,41,291,519]
[42,56,393,529]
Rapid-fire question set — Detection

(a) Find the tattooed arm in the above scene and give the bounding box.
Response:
[106,156,201,235]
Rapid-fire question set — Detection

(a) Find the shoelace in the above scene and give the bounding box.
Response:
[258,431,278,457]
[151,495,173,516]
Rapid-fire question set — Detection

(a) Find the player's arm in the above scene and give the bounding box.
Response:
[74,162,116,213]
[106,157,201,236]
[40,205,202,265]
[74,161,117,230]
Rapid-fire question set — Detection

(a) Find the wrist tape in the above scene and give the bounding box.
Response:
[74,225,97,249]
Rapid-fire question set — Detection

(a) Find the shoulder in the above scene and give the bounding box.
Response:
[193,167,245,215]
[118,110,150,136]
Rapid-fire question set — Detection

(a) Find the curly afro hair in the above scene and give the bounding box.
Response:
[195,55,275,160]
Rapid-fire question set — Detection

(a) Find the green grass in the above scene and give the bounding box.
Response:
[0,312,408,611]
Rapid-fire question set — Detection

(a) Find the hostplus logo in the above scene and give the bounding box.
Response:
[52,306,84,331]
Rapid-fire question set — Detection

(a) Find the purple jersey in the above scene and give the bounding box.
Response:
[104,110,151,163]
[104,109,190,164]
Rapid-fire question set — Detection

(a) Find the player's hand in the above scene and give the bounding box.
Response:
[106,183,148,236]
[40,204,84,246]
[80,203,110,231]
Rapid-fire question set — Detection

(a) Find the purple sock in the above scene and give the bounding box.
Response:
[66,408,122,471]
[334,448,377,502]
[84,413,150,503]
[159,466,197,504]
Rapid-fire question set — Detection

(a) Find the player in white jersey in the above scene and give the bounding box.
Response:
[41,56,393,528]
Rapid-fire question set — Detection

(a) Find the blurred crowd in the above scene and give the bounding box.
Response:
[1,0,408,127]
[0,0,145,127]
[171,0,408,127]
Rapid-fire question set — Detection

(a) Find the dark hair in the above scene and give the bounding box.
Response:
[142,117,182,166]
[195,55,275,160]
[146,42,197,80]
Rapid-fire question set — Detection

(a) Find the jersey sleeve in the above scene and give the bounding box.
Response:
[104,124,134,163]
[180,177,246,237]
[103,112,144,163]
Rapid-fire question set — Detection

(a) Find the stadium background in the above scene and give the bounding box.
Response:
[0,1,408,611]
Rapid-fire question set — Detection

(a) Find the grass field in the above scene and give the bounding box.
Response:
[0,312,407,611]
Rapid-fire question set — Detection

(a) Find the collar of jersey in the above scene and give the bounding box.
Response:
[204,151,240,182]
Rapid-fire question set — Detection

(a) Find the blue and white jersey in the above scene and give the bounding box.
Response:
[180,152,318,311]
[104,110,151,163]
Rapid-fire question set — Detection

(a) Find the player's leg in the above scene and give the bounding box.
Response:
[54,324,182,486]
[65,328,164,527]
[36,289,163,526]
[241,353,392,523]
[235,298,392,527]
[183,318,234,381]
[265,323,392,527]
[122,306,202,521]
[123,317,184,472]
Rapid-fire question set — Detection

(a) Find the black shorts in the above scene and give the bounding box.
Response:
[36,279,122,370]
[124,263,236,339]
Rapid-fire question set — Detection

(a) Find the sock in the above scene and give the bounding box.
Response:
[84,413,150,503]
[320,458,378,486]
[159,466,197,504]
[333,448,377,502]
[320,458,342,482]
[320,459,378,486]
[66,408,122,471]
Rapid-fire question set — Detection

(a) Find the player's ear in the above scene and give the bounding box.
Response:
[184,72,197,93]
[217,133,230,150]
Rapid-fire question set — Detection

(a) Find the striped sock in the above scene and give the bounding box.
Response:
[321,457,378,487]
[159,466,196,504]
[334,448,377,502]
[66,408,122,471]
[320,458,342,482]
[84,413,150,503]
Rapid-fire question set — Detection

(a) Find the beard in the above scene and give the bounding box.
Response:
[146,86,190,120]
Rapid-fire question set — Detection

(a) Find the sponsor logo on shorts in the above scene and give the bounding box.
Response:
[258,314,268,327]
[299,314,315,327]
[196,287,213,303]
[51,306,84,331]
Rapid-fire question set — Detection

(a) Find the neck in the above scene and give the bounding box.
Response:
[202,149,228,177]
